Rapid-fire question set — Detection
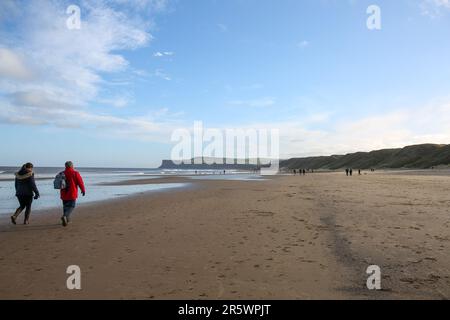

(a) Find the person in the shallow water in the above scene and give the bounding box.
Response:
[11,163,40,225]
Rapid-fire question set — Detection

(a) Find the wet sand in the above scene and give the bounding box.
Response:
[0,173,449,299]
[98,176,193,186]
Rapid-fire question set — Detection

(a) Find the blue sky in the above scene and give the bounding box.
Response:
[1,0,450,167]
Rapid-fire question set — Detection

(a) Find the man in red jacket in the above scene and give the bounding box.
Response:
[61,161,86,227]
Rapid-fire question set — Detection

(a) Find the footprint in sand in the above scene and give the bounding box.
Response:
[249,209,276,217]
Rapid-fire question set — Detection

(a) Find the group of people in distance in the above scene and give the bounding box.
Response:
[293,169,308,175]
[291,168,373,176]
[346,168,375,176]
[11,161,85,227]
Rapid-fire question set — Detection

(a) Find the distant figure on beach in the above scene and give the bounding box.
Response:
[293,169,297,175]
[303,169,306,175]
[59,161,85,227]
[223,170,226,175]
[11,163,40,225]
[350,169,353,176]
[358,169,361,175]
[346,168,349,176]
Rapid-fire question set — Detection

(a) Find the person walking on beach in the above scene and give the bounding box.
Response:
[11,163,40,225]
[350,168,353,176]
[346,168,349,176]
[60,161,85,227]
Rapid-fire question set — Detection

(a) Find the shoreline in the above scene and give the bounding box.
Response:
[97,176,196,186]
[0,175,260,218]
[0,179,194,221]
[0,173,449,299]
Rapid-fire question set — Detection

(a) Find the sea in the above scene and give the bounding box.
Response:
[0,166,260,216]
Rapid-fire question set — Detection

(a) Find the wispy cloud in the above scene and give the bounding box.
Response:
[420,0,450,17]
[153,51,174,57]
[153,69,172,81]
[0,95,184,142]
[98,95,133,108]
[0,48,33,80]
[252,99,450,159]
[0,0,177,140]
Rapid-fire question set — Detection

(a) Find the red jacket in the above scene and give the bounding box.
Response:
[60,168,85,201]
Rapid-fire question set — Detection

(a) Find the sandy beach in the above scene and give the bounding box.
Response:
[0,172,449,300]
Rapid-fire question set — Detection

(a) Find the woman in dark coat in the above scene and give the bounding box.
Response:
[11,163,40,225]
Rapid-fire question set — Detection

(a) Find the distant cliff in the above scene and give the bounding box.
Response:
[280,144,450,170]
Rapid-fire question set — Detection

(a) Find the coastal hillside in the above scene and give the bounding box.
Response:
[280,144,450,170]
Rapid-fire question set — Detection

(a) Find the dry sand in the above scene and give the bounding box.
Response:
[0,172,449,299]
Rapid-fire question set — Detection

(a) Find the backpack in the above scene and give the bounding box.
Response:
[54,172,67,190]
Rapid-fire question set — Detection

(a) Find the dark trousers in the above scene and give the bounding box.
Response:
[15,196,33,221]
[63,200,76,221]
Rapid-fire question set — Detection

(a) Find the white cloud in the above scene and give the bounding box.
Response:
[0,48,33,80]
[0,0,177,140]
[153,69,172,81]
[153,51,174,57]
[113,0,169,12]
[0,96,184,142]
[0,0,153,104]
[9,90,75,110]
[98,95,133,108]
[420,0,450,17]
[260,100,450,159]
